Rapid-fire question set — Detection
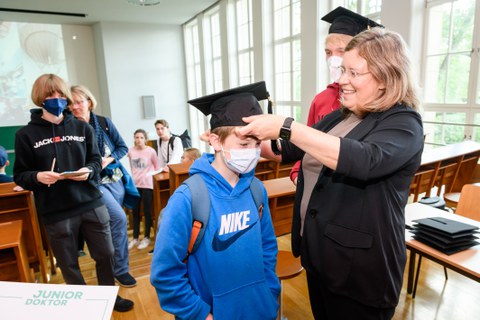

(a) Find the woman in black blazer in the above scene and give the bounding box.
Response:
[240,27,424,319]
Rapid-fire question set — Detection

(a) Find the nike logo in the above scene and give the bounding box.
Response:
[212,220,258,252]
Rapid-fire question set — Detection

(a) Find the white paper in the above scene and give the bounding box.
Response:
[60,170,93,177]
[147,168,163,176]
[0,281,118,320]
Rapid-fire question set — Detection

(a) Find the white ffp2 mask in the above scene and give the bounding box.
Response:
[222,147,261,174]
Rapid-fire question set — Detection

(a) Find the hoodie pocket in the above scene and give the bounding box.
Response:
[212,280,278,320]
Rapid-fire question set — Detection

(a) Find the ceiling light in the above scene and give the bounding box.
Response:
[126,0,160,6]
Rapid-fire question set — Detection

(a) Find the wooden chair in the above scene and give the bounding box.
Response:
[434,158,462,197]
[443,156,480,209]
[455,184,480,220]
[276,250,303,320]
[409,164,440,202]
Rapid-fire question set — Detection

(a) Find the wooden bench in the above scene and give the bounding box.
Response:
[255,158,295,181]
[0,220,33,282]
[0,183,48,282]
[410,141,480,203]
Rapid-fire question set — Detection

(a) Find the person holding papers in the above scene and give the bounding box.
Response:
[127,128,160,250]
[13,74,134,312]
[70,84,138,288]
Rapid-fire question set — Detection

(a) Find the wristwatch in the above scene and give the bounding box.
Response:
[279,117,294,141]
[271,117,294,155]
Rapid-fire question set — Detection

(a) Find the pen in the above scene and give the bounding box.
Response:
[48,157,56,187]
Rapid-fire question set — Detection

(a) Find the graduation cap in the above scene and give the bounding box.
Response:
[321,6,384,36]
[188,81,270,130]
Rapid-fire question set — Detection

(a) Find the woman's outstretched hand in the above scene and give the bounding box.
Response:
[238,114,286,140]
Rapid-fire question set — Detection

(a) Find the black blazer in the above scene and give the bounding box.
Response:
[282,104,424,308]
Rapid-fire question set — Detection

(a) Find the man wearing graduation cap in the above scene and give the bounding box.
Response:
[289,6,383,184]
[150,81,281,320]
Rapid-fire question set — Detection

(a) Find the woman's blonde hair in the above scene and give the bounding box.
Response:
[31,74,73,107]
[70,84,97,111]
[345,27,420,112]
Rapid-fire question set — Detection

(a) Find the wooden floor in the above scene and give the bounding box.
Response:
[42,231,480,320]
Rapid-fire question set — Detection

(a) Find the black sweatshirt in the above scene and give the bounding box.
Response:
[14,109,103,224]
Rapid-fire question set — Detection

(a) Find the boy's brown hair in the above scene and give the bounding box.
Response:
[31,74,73,107]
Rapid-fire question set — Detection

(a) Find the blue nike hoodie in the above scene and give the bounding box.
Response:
[150,153,280,320]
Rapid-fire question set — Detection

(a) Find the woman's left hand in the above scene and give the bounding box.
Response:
[102,157,114,169]
[238,114,286,140]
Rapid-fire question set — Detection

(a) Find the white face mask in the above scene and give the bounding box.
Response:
[327,55,343,83]
[221,146,261,174]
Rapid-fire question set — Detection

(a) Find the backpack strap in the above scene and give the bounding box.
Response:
[152,140,158,153]
[183,174,210,262]
[250,177,264,219]
[167,136,175,163]
[96,115,109,133]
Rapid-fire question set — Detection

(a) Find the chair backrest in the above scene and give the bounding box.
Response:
[434,158,462,196]
[410,164,440,202]
[456,184,480,221]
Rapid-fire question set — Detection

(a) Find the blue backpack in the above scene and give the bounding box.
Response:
[183,174,264,262]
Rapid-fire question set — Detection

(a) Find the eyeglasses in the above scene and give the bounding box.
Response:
[338,66,371,79]
[73,100,87,106]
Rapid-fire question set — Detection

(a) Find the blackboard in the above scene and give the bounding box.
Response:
[0,126,22,176]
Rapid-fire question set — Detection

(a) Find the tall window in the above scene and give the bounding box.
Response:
[422,0,480,146]
[184,20,204,149]
[272,0,301,119]
[203,6,223,93]
[333,0,382,21]
[229,0,254,86]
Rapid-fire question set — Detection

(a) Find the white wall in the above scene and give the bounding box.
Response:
[92,22,189,146]
[62,24,103,114]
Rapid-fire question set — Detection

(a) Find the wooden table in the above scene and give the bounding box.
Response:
[405,202,480,295]
[421,140,480,166]
[168,162,192,195]
[263,177,297,237]
[0,183,48,282]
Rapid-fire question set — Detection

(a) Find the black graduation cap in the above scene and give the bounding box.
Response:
[187,81,269,130]
[321,6,384,36]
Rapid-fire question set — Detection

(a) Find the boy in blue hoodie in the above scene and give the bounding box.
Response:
[150,81,280,320]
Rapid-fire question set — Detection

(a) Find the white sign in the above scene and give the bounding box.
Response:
[0,281,118,320]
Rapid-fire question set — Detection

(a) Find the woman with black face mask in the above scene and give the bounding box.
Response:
[13,73,134,312]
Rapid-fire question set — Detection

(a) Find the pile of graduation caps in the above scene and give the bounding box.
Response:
[409,217,479,255]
